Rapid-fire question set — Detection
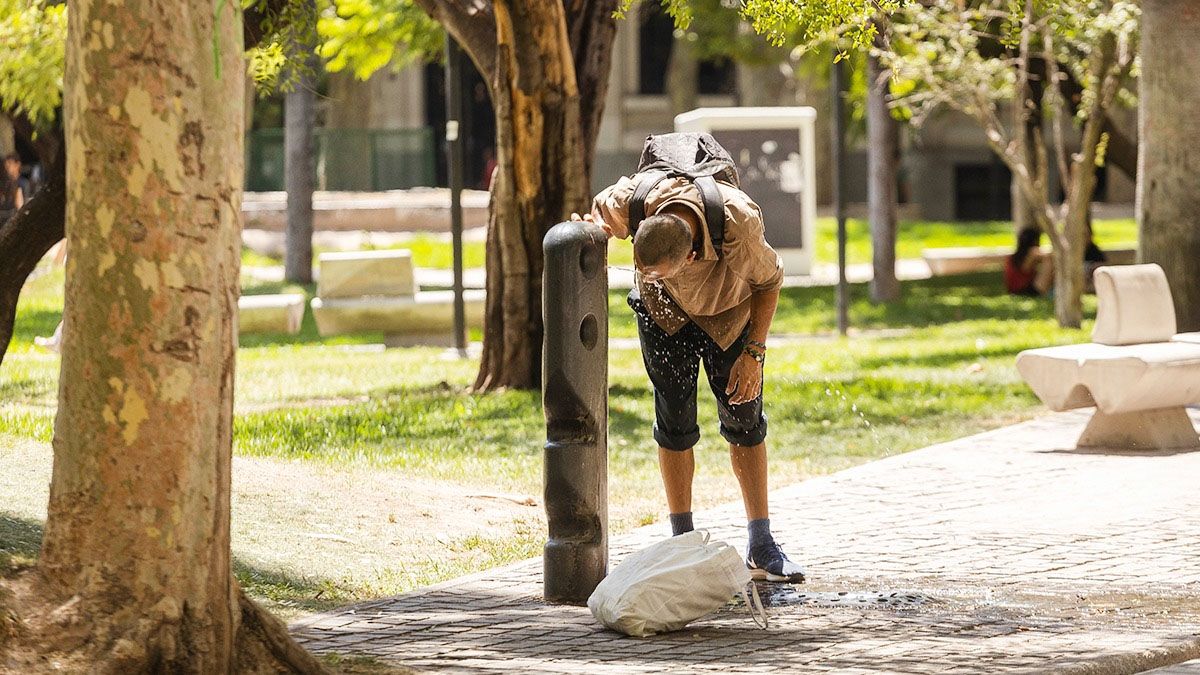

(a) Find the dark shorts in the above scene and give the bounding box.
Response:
[629,289,768,451]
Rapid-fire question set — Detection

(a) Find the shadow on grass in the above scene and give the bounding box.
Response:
[0,376,56,404]
[9,307,62,351]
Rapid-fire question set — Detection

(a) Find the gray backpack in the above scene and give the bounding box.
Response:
[628,132,740,258]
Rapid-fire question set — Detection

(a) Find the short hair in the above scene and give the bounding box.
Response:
[633,213,692,267]
[3,154,18,164]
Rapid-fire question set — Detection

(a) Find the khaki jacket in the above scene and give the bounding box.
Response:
[592,174,784,350]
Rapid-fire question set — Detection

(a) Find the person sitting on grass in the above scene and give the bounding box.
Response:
[571,167,805,584]
[1005,226,1053,297]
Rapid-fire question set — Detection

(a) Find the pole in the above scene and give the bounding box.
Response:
[445,40,468,355]
[832,57,849,336]
[542,221,609,605]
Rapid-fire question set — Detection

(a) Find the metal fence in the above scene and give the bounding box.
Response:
[246,128,437,192]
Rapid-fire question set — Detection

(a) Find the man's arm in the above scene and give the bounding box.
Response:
[582,175,638,240]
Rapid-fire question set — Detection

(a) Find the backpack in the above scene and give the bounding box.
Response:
[587,530,767,637]
[628,132,740,259]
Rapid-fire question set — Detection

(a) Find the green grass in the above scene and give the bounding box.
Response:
[241,218,1137,272]
[814,217,1137,267]
[2,236,1100,618]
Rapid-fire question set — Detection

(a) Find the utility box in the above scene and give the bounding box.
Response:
[675,107,818,276]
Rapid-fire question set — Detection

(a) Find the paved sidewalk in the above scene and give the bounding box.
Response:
[291,410,1200,673]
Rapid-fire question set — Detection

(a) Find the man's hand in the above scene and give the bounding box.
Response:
[570,210,613,238]
[726,352,763,405]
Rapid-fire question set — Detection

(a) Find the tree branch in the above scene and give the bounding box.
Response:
[0,140,66,366]
[413,0,498,82]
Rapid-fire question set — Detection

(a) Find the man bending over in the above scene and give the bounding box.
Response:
[572,166,805,583]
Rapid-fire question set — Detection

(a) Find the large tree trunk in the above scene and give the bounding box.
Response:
[866,48,899,303]
[411,0,615,390]
[25,1,325,670]
[473,0,590,390]
[1138,0,1200,332]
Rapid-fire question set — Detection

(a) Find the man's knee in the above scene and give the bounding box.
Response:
[719,414,768,447]
[654,424,700,452]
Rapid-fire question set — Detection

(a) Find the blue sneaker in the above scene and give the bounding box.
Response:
[747,542,806,583]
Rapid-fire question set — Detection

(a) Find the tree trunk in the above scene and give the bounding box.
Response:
[1051,236,1085,328]
[29,1,325,670]
[284,65,316,284]
[412,0,614,390]
[1138,0,1200,332]
[567,0,619,188]
[866,49,899,303]
[665,30,698,116]
[473,0,590,390]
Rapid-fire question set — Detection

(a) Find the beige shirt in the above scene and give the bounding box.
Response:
[592,174,784,350]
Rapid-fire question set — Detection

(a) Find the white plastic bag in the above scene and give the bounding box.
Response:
[587,530,767,637]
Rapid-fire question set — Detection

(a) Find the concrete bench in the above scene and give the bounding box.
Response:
[309,249,484,344]
[921,245,1136,276]
[317,249,417,298]
[1016,264,1200,449]
[238,293,305,335]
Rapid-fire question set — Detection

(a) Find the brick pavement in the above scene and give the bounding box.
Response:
[291,409,1200,673]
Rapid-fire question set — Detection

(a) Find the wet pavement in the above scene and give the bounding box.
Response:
[290,409,1200,673]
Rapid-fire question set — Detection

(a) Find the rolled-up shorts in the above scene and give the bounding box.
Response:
[629,289,768,451]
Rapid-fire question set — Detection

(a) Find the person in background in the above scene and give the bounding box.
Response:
[0,154,24,221]
[1005,226,1053,296]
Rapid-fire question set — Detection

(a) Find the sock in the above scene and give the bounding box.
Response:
[748,517,774,553]
[669,512,694,536]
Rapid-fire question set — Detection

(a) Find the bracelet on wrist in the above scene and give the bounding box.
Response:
[743,344,766,363]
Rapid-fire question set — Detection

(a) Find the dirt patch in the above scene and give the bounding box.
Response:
[0,438,544,624]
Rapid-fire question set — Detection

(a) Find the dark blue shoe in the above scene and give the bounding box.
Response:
[747,542,806,583]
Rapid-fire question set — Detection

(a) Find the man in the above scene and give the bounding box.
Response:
[571,170,805,583]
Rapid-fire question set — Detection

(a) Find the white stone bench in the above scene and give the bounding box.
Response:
[922,245,1136,276]
[309,249,484,343]
[1016,264,1200,449]
[238,293,305,335]
[311,290,485,339]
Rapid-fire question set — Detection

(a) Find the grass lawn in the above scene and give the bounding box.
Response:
[2,246,1097,621]
[241,217,1138,272]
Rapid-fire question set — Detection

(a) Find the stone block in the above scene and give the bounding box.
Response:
[311,289,485,337]
[238,293,305,335]
[317,249,416,299]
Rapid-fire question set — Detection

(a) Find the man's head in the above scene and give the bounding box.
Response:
[3,154,19,179]
[633,213,694,281]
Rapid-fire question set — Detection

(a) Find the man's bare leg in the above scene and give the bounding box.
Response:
[659,446,695,513]
[729,441,769,521]
[731,440,805,582]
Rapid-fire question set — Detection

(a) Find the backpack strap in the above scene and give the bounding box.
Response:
[627,170,667,237]
[693,175,725,258]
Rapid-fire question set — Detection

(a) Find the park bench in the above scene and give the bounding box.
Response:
[237,293,305,335]
[921,245,1136,276]
[1015,263,1200,449]
[309,249,484,346]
